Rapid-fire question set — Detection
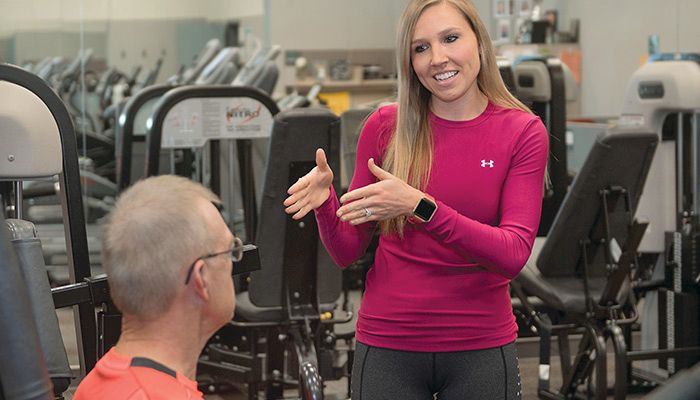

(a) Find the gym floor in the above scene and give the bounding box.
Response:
[57,294,648,400]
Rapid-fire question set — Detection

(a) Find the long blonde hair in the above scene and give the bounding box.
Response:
[382,0,531,236]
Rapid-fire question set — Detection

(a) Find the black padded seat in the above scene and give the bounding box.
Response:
[518,235,629,314]
[518,262,629,314]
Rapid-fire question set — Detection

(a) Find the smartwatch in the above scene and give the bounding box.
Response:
[412,197,437,223]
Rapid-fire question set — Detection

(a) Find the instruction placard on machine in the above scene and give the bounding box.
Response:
[161,97,274,149]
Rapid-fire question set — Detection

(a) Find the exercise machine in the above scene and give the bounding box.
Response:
[513,56,573,236]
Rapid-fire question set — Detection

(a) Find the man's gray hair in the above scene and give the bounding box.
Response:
[102,175,220,319]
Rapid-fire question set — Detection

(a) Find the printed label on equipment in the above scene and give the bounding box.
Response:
[161,97,274,149]
[618,114,645,127]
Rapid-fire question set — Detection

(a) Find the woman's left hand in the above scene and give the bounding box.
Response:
[337,158,424,225]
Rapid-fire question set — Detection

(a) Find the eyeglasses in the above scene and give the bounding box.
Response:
[184,236,243,285]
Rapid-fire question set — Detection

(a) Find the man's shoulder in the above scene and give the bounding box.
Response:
[74,351,203,400]
[76,366,202,400]
[74,364,142,400]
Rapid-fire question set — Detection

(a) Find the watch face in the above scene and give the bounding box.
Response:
[414,198,437,221]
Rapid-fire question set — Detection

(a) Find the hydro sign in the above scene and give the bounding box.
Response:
[162,97,274,149]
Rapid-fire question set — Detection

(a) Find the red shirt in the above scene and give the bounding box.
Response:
[315,103,548,352]
[74,348,203,400]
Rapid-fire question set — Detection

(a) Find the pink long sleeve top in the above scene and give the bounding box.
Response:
[315,102,549,352]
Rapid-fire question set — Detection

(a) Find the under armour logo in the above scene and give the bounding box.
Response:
[481,159,494,168]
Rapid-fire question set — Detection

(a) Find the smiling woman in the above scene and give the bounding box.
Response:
[284,0,548,398]
[409,2,485,119]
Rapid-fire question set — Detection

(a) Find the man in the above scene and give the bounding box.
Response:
[75,175,241,399]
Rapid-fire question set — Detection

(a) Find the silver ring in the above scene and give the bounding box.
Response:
[364,208,372,217]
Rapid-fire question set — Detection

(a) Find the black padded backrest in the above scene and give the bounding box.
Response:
[0,216,53,400]
[499,64,516,95]
[537,130,658,277]
[7,219,72,394]
[340,108,372,189]
[249,108,341,307]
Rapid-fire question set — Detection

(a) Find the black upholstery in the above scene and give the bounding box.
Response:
[516,130,658,313]
[0,216,53,400]
[518,265,629,314]
[498,64,516,95]
[236,107,342,322]
[7,220,72,394]
[340,108,372,190]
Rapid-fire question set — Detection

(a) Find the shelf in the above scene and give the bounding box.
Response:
[287,78,396,94]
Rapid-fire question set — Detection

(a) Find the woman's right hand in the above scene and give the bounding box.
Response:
[283,148,334,220]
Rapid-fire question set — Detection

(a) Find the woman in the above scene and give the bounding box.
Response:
[284,0,548,398]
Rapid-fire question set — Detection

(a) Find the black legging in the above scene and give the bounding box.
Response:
[351,341,521,400]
